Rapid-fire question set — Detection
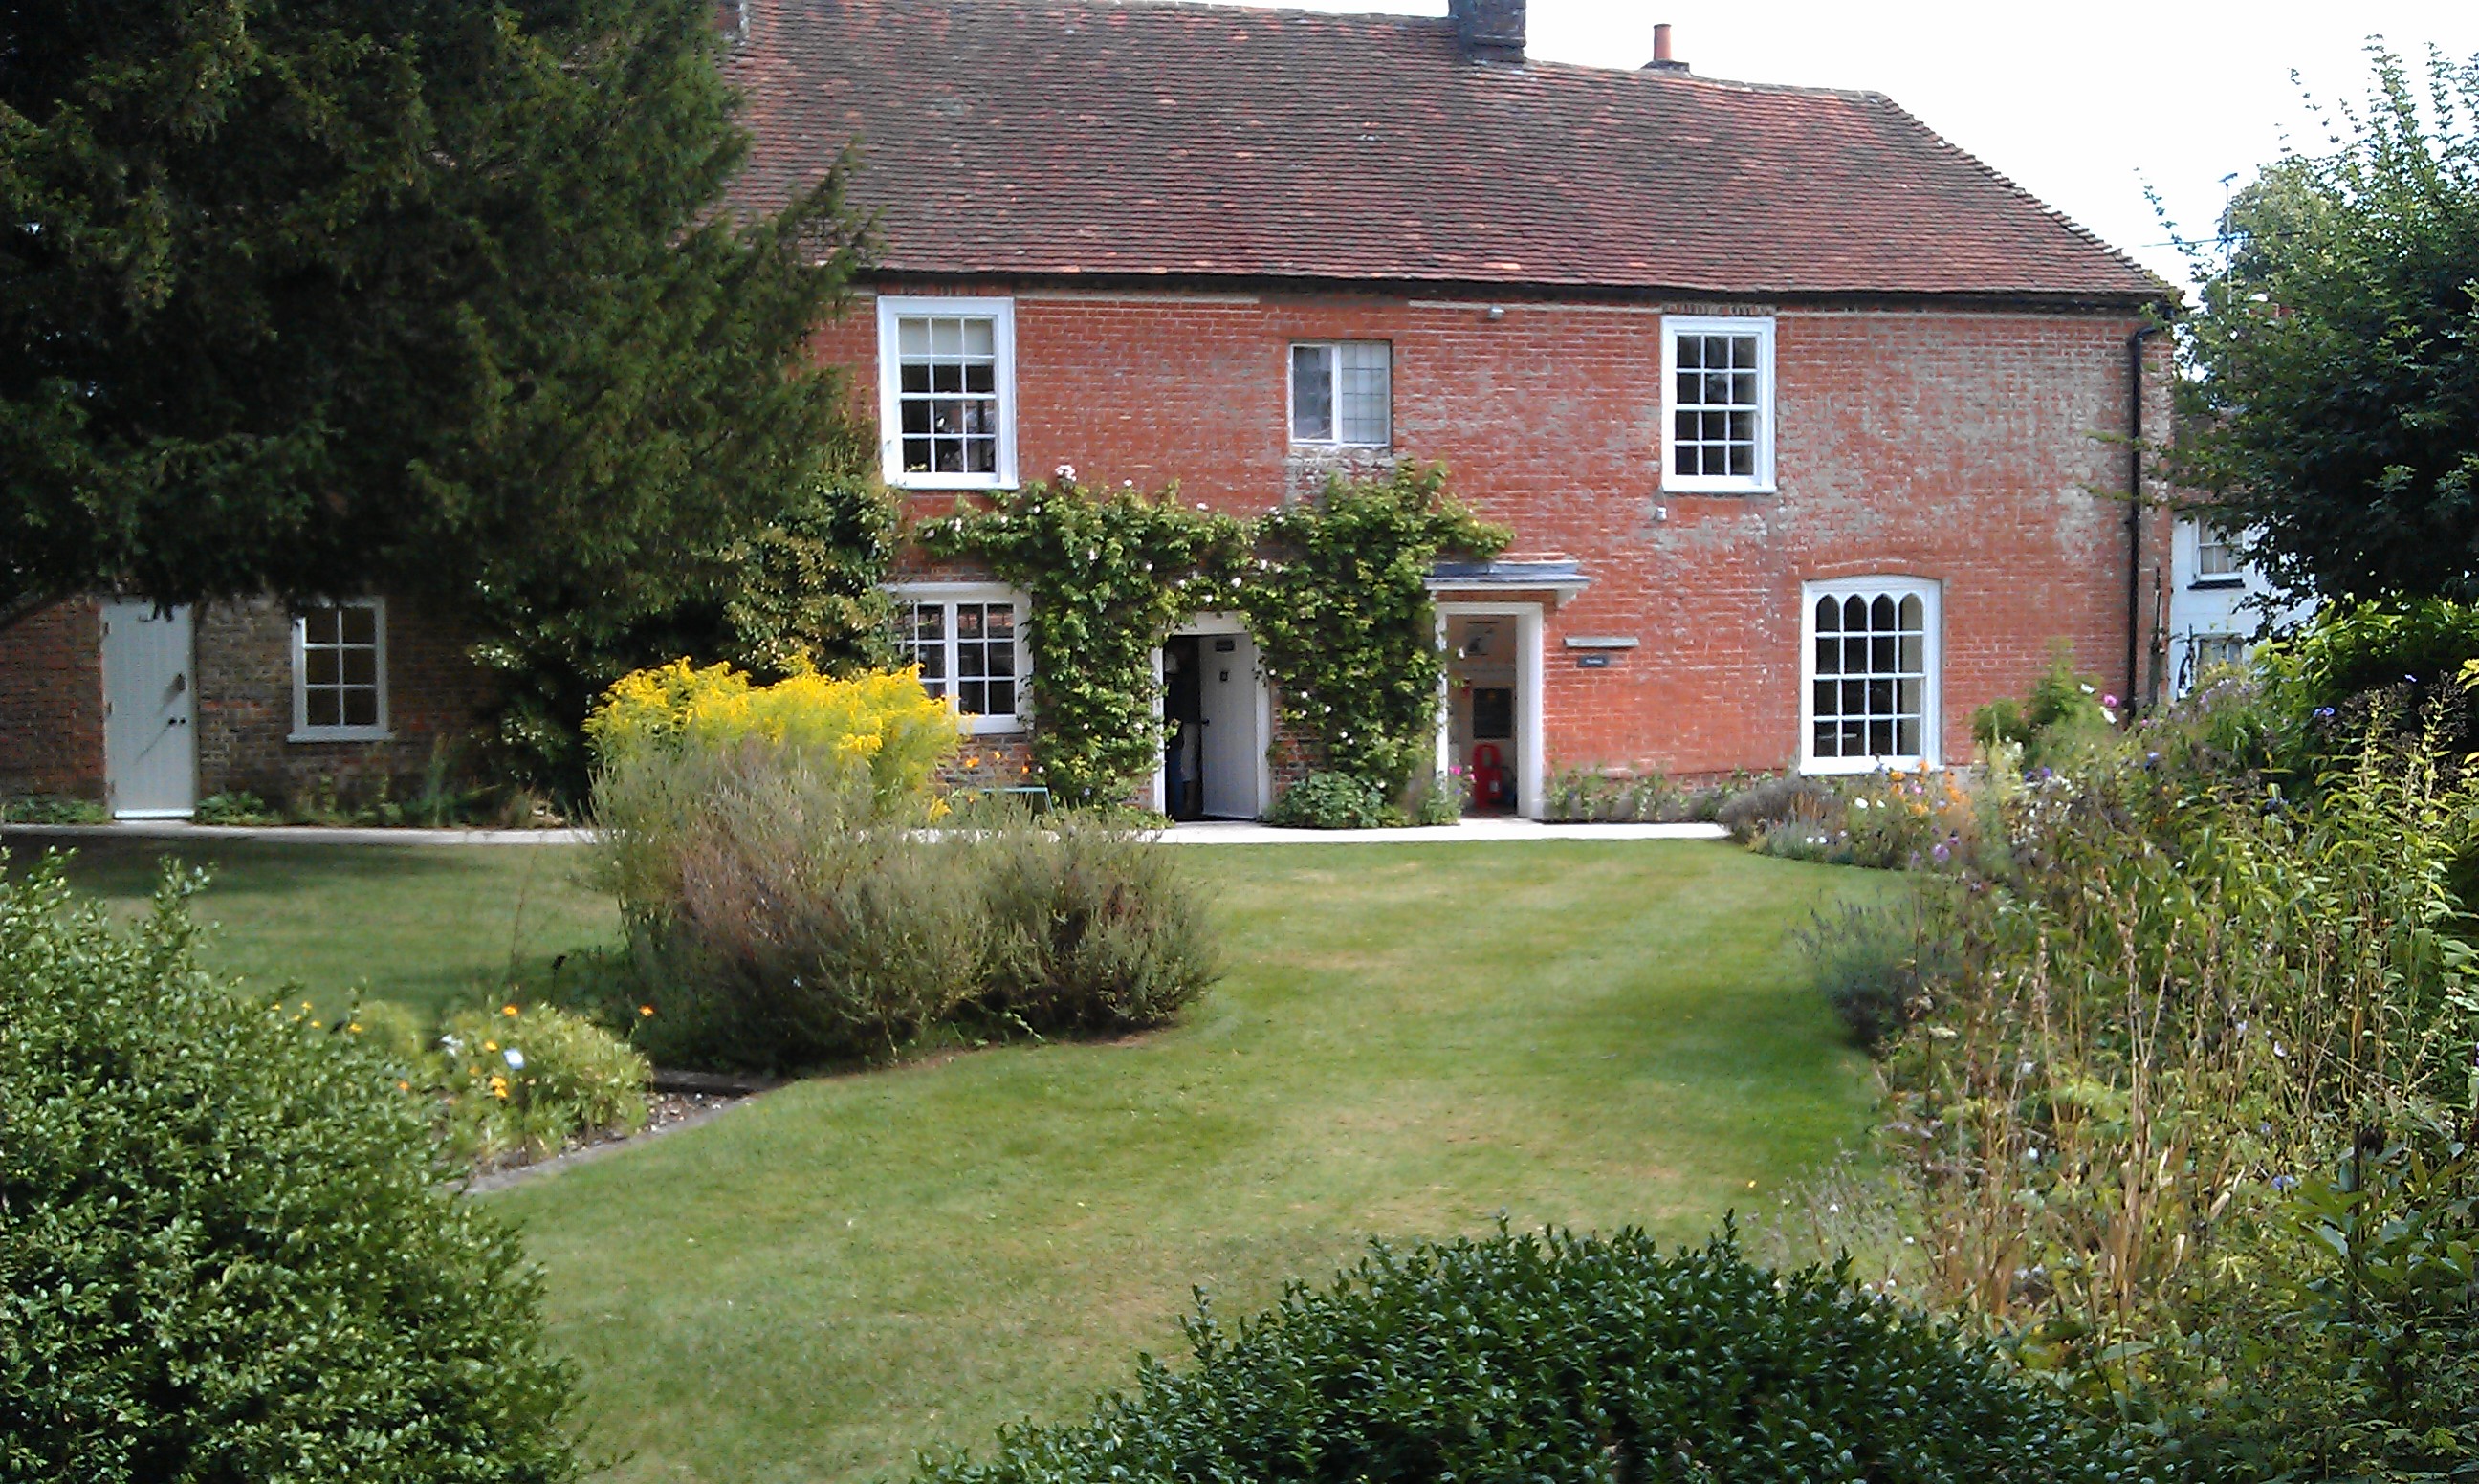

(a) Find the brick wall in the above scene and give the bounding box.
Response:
[193,594,494,803]
[0,598,105,799]
[821,287,2172,777]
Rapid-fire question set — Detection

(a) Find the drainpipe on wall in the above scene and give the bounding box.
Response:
[2127,324,2161,709]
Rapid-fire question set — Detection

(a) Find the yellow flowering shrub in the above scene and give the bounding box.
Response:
[585,658,962,802]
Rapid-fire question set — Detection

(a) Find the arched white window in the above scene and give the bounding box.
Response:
[1801,578,1940,773]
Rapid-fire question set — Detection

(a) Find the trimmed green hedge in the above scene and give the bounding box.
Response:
[0,856,581,1483]
[916,1226,2145,1484]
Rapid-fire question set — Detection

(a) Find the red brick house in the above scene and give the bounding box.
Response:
[745,0,2173,818]
[0,0,2173,820]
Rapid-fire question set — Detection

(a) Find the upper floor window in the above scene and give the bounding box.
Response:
[2194,521,2240,581]
[1290,341,1391,447]
[1802,578,1938,774]
[291,599,388,742]
[877,295,1016,490]
[1662,316,1775,492]
[890,584,1028,734]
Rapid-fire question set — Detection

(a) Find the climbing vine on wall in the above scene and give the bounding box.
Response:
[915,472,1246,805]
[923,463,1508,811]
[1239,465,1509,797]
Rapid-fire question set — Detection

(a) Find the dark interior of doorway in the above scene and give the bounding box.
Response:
[1163,635,1205,821]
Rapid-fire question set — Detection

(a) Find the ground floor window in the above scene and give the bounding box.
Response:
[291,599,388,741]
[890,586,1028,733]
[1802,578,1938,773]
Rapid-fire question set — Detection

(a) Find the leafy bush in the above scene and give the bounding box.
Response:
[597,748,981,1070]
[1714,772,1841,841]
[913,1226,2137,1484]
[976,817,1218,1034]
[1543,765,1683,822]
[1405,770,1466,826]
[436,1003,650,1163]
[1794,894,1956,1050]
[585,657,960,804]
[0,793,107,824]
[0,855,581,1482]
[1266,770,1398,829]
[194,789,276,824]
[1970,646,2117,771]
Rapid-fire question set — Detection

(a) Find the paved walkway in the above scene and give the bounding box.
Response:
[5,818,1724,847]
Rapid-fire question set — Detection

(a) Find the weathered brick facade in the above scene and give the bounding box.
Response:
[0,593,493,808]
[824,290,2174,779]
[0,599,106,800]
[190,594,493,804]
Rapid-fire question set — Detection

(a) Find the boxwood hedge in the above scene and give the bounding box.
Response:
[0,857,581,1483]
[918,1225,2153,1484]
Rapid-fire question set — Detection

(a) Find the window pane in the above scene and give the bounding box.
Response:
[1807,586,1932,762]
[963,318,995,356]
[344,690,379,728]
[342,648,377,687]
[1336,342,1390,445]
[308,689,340,729]
[1291,345,1332,441]
[898,318,929,355]
[987,679,1015,714]
[306,648,340,687]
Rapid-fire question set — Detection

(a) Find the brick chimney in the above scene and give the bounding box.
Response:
[1642,21,1688,73]
[1448,0,1525,63]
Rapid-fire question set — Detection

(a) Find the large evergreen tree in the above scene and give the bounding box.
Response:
[0,0,882,782]
[2177,46,2479,600]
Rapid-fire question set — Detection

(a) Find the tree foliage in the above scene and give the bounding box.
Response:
[2177,45,2479,600]
[0,0,885,784]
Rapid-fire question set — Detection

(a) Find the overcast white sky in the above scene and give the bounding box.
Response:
[1217,0,2479,297]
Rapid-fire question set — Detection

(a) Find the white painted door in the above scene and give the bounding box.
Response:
[101,600,196,818]
[1199,633,1261,819]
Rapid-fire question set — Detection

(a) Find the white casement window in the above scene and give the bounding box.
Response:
[1662,316,1775,492]
[290,599,389,742]
[1289,341,1392,447]
[890,585,1029,735]
[1801,578,1939,774]
[2193,521,2240,581]
[876,296,1017,490]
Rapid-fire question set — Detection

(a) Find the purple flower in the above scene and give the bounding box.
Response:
[2271,1173,2299,1192]
[1931,841,1952,864]
[2314,706,2336,718]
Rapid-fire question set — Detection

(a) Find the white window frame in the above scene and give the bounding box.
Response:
[1799,577,1940,775]
[888,582,1030,736]
[1661,315,1776,493]
[289,597,390,743]
[2190,519,2242,583]
[876,295,1018,491]
[1287,340,1393,448]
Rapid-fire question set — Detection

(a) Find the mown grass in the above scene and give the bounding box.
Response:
[492,840,1885,1484]
[17,835,616,1023]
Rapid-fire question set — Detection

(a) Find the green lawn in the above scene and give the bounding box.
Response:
[15,835,617,1023]
[492,840,1883,1484]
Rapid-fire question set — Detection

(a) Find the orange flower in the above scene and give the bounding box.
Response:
[639,1004,656,1017]
[501,1004,519,1017]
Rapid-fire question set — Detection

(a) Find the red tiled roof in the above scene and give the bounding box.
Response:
[727,0,2168,303]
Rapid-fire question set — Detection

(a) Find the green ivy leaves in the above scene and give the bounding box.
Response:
[919,466,1506,810]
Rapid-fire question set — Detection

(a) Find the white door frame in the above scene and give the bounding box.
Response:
[1435,601,1546,820]
[1150,612,1273,818]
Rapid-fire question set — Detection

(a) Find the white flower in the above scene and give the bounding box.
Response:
[1054,463,1077,481]
[503,1048,526,1071]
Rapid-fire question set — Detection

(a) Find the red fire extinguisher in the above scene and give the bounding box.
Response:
[1469,744,1512,813]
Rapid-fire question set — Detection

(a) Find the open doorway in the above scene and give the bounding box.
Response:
[1437,602,1543,818]
[1159,622,1266,819]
